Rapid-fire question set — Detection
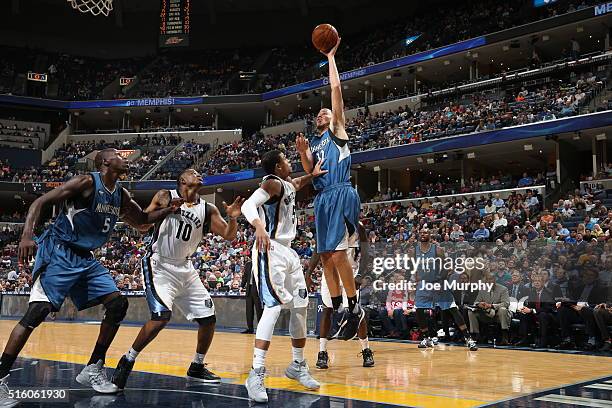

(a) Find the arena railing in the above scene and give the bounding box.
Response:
[296,185,546,217]
[579,178,612,193]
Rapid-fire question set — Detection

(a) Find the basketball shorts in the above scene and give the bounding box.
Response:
[142,253,215,320]
[414,280,457,310]
[29,230,118,311]
[252,240,308,309]
[314,183,360,253]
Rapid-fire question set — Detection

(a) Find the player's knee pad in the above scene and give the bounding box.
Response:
[19,302,53,329]
[255,305,281,342]
[289,307,307,340]
[103,295,128,326]
[194,315,216,326]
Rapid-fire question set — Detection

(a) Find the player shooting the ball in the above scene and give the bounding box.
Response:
[296,35,364,341]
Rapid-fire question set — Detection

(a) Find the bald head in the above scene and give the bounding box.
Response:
[93,148,128,174]
[94,148,118,170]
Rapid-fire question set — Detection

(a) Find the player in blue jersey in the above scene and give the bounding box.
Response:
[296,37,364,341]
[413,229,478,351]
[0,149,181,405]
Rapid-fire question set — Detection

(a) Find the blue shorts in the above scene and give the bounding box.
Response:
[415,280,456,310]
[31,230,118,311]
[314,183,361,253]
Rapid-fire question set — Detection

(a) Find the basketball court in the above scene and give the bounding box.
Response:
[1,320,610,408]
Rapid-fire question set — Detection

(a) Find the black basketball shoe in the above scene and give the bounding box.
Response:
[331,306,365,341]
[360,348,375,367]
[315,351,329,369]
[187,362,221,383]
[111,356,134,390]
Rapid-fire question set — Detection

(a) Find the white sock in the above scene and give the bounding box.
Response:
[125,348,139,362]
[193,352,205,365]
[292,346,304,363]
[359,337,369,351]
[319,338,328,352]
[253,348,267,369]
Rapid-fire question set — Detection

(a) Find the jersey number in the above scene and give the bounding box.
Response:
[176,220,193,242]
[316,150,325,163]
[102,217,111,233]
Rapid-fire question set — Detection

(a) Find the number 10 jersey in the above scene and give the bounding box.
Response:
[149,189,211,261]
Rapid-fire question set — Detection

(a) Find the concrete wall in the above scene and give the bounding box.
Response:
[0,294,320,334]
[41,126,70,163]
[260,121,306,137]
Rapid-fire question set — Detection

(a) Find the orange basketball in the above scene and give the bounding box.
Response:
[312,24,339,53]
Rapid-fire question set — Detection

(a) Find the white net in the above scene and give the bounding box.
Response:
[67,0,113,16]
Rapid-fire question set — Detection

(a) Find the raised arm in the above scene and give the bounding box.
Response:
[119,187,183,228]
[296,132,314,174]
[125,189,171,233]
[241,178,282,252]
[291,159,328,191]
[209,196,244,241]
[323,39,348,140]
[19,174,94,264]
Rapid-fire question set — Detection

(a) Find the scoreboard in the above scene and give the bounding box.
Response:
[159,0,191,48]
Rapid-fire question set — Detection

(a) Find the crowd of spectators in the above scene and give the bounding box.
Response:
[0,1,601,100]
[198,72,603,176]
[0,121,47,149]
[151,142,211,180]
[368,172,545,203]
[256,0,598,92]
[51,54,151,101]
[354,187,610,351]
[129,50,256,98]
[0,134,182,183]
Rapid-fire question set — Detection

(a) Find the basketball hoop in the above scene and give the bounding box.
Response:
[67,0,113,16]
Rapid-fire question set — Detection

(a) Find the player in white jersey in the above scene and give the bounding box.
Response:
[241,150,327,403]
[111,168,244,389]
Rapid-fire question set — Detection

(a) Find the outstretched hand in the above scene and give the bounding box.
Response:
[311,159,328,178]
[296,133,309,154]
[223,196,245,219]
[321,37,341,58]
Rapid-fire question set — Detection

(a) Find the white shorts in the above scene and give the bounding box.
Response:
[142,253,215,321]
[252,241,308,309]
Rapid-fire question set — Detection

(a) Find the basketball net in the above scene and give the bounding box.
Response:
[67,0,113,16]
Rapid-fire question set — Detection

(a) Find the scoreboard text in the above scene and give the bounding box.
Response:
[159,0,191,48]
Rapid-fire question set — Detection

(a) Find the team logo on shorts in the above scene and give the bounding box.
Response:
[298,289,307,299]
[204,299,213,308]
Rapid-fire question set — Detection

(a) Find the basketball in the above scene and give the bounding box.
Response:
[312,24,339,53]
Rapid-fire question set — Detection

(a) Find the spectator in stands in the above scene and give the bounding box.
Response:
[468,273,511,345]
[473,222,490,241]
[557,268,607,349]
[515,275,557,347]
[518,172,534,187]
[593,300,612,351]
[507,271,528,299]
